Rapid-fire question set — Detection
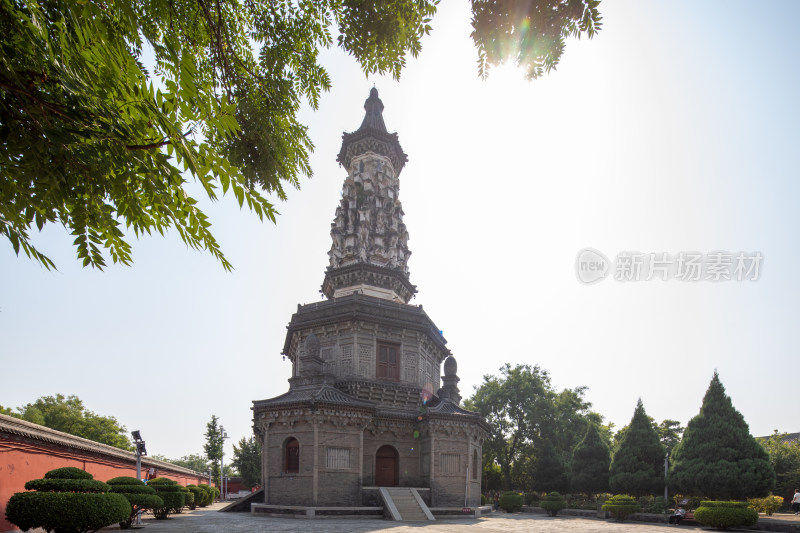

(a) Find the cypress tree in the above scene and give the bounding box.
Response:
[669,372,775,499]
[531,440,570,493]
[609,399,665,496]
[571,423,611,494]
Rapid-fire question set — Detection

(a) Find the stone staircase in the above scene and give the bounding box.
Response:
[380,487,434,521]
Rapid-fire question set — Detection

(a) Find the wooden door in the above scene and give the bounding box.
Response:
[375,445,398,486]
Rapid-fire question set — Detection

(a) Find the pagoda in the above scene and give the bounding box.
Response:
[252,89,487,513]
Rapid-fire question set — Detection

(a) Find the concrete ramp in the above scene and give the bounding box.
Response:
[220,488,263,512]
[379,487,434,521]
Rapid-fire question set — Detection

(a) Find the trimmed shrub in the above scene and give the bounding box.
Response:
[602,494,641,521]
[196,483,214,506]
[149,478,186,519]
[6,468,130,533]
[106,476,163,529]
[673,494,703,511]
[540,492,567,516]
[188,484,209,507]
[182,487,196,509]
[481,493,488,505]
[748,495,784,516]
[524,492,539,506]
[499,491,523,513]
[694,501,758,529]
[44,466,93,480]
[25,478,110,493]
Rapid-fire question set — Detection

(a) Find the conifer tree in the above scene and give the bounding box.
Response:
[669,372,775,499]
[532,440,570,493]
[571,423,611,494]
[609,399,666,496]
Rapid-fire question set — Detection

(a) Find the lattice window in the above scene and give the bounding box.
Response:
[358,344,372,377]
[326,447,351,470]
[341,345,353,363]
[441,453,460,474]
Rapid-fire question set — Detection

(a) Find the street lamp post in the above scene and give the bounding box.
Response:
[664,453,669,503]
[131,431,147,525]
[219,426,229,501]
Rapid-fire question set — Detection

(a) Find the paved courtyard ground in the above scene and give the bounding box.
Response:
[130,503,723,533]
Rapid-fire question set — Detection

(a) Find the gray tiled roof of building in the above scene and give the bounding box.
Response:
[253,384,375,409]
[0,413,204,477]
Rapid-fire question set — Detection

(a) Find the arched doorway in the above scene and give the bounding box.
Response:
[375,445,399,486]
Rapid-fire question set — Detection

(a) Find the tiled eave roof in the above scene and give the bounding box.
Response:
[757,431,800,444]
[253,384,375,410]
[0,413,203,477]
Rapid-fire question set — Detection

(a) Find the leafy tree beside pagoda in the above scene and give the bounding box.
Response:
[670,372,775,499]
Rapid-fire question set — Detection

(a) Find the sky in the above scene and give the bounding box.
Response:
[2,1,800,463]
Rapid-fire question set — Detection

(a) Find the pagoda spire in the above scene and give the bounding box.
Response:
[323,89,416,303]
[358,87,387,132]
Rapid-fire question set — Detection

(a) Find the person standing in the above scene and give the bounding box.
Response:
[792,489,800,515]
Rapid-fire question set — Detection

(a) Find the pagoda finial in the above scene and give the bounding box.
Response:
[359,87,386,132]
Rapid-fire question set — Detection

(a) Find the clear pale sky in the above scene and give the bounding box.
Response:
[2,1,799,462]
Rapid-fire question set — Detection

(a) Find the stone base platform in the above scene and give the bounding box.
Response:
[251,504,382,519]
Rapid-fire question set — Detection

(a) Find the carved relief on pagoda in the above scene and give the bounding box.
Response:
[328,152,411,276]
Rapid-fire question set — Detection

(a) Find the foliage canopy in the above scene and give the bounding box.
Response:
[760,431,800,501]
[465,363,600,490]
[231,435,262,489]
[3,394,133,450]
[1,0,601,270]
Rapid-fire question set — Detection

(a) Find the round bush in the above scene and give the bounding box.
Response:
[6,467,130,533]
[499,491,523,512]
[25,478,110,493]
[181,487,196,509]
[695,501,758,529]
[149,479,186,519]
[153,492,186,518]
[44,467,93,480]
[6,491,130,532]
[194,484,212,506]
[107,476,145,485]
[541,492,567,516]
[188,484,210,507]
[106,477,163,529]
[602,494,641,521]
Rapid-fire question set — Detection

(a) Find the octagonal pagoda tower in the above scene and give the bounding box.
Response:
[252,89,487,511]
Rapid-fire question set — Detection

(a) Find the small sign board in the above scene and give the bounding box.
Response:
[462,507,472,513]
